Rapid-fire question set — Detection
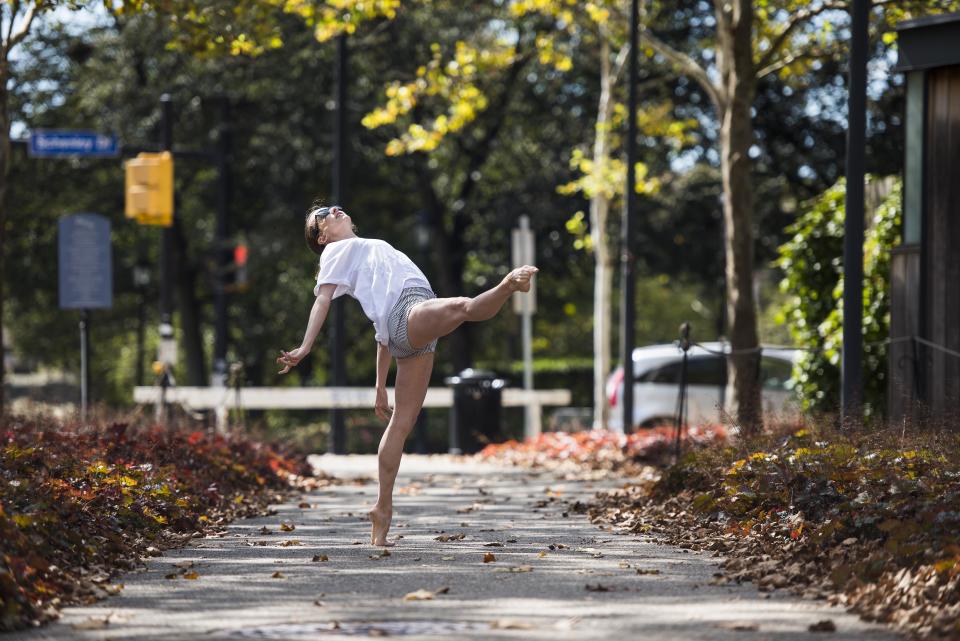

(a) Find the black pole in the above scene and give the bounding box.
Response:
[79,309,90,420]
[159,95,175,348]
[213,96,231,386]
[621,0,639,434]
[842,0,869,425]
[674,323,691,459]
[330,34,349,454]
[136,290,145,386]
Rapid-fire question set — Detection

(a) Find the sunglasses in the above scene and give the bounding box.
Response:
[313,205,344,220]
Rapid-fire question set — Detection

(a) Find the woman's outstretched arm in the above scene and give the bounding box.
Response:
[277,283,337,374]
[374,342,393,421]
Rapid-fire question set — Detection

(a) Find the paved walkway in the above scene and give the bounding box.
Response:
[12,455,900,641]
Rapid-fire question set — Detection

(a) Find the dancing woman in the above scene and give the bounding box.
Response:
[277,205,537,546]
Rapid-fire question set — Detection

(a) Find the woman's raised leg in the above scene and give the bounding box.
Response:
[405,265,538,350]
[369,350,434,546]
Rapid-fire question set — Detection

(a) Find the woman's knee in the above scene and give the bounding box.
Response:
[456,296,475,321]
[386,414,418,439]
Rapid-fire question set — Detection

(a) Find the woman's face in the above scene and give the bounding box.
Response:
[317,206,353,244]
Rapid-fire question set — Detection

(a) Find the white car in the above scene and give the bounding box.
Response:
[606,342,799,433]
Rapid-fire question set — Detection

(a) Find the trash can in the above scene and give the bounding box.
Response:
[444,369,506,454]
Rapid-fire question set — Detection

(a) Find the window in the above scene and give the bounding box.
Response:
[642,356,726,386]
[760,356,794,390]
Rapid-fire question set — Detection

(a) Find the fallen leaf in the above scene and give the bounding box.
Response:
[538,552,548,558]
[71,617,109,630]
[314,600,325,607]
[271,571,285,578]
[434,533,466,542]
[280,540,301,547]
[442,556,455,561]
[483,542,504,547]
[164,573,178,580]
[483,552,497,563]
[312,554,329,562]
[259,526,272,535]
[585,583,612,592]
[403,589,435,601]
[279,522,296,532]
[183,571,200,580]
[490,619,534,630]
[809,620,836,633]
[298,502,311,509]
[635,568,660,575]
[716,621,759,631]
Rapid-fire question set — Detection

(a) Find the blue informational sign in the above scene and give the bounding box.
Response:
[29,130,119,158]
[59,214,113,310]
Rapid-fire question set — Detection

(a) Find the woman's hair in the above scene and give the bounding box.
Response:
[304,201,326,256]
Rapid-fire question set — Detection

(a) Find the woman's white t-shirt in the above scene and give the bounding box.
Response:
[313,237,432,345]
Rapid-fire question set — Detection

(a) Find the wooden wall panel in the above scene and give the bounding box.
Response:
[889,246,920,423]
[924,66,960,417]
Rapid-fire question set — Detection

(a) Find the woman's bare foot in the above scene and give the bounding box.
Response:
[369,507,394,547]
[504,265,538,293]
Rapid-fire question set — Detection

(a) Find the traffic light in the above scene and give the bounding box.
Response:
[224,243,249,293]
[125,151,173,226]
[234,243,248,291]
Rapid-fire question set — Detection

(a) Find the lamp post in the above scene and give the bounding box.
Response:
[842,0,870,425]
[620,0,640,434]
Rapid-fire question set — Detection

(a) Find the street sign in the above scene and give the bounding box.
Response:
[59,213,113,310]
[511,217,536,314]
[29,130,119,158]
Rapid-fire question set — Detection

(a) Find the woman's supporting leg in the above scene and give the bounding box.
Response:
[405,265,538,350]
[369,351,434,546]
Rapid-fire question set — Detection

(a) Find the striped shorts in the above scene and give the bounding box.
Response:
[387,286,438,359]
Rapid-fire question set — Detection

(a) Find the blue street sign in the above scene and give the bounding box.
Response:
[29,130,119,158]
[59,213,113,310]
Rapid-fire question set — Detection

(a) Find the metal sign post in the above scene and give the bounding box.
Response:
[512,215,538,439]
[58,213,113,420]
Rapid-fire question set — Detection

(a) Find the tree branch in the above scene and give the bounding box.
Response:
[755,2,846,74]
[609,40,631,89]
[755,0,901,76]
[6,0,43,57]
[756,49,819,80]
[640,24,724,112]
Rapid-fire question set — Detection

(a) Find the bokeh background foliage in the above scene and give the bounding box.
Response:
[775,177,901,418]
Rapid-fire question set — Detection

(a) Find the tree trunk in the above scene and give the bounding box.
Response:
[716,0,762,433]
[0,65,9,416]
[591,41,615,431]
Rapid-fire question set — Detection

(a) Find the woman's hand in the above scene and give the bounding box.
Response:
[374,386,393,423]
[276,347,309,374]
